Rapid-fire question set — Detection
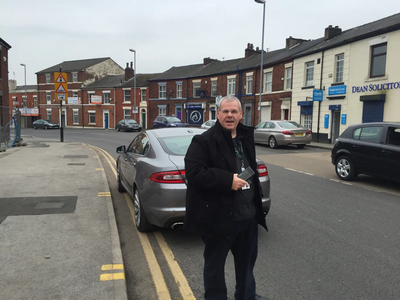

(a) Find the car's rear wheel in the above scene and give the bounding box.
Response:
[117,127,120,131]
[268,136,278,149]
[335,156,357,181]
[297,144,306,149]
[44,125,48,130]
[33,125,37,129]
[117,166,125,193]
[134,189,155,232]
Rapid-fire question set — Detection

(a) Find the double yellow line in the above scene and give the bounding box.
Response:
[90,145,196,300]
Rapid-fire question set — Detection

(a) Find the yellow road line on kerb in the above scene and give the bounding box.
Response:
[124,193,171,300]
[100,264,125,281]
[155,232,196,299]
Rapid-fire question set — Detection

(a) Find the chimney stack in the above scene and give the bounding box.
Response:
[324,25,342,40]
[203,57,219,65]
[285,36,308,49]
[125,61,134,81]
[245,43,259,58]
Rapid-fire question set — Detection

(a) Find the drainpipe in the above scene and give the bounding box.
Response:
[81,88,84,128]
[113,87,116,129]
[317,50,325,142]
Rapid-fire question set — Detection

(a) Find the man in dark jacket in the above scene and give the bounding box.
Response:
[184,95,268,300]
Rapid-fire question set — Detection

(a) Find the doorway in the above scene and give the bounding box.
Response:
[331,110,341,143]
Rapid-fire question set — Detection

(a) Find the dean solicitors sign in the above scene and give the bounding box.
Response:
[352,81,400,93]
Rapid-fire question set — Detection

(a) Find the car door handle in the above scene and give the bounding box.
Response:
[381,149,391,154]
[351,145,360,149]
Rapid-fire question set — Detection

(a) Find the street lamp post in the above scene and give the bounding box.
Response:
[20,63,27,128]
[255,0,266,124]
[129,49,137,121]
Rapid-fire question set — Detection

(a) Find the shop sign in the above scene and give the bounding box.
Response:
[313,90,323,102]
[352,81,400,93]
[329,85,346,95]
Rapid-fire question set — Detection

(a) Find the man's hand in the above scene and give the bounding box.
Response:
[232,174,248,191]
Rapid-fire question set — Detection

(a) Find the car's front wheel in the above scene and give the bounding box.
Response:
[117,127,120,131]
[44,125,48,130]
[33,125,37,129]
[335,156,357,181]
[134,189,155,232]
[268,136,279,149]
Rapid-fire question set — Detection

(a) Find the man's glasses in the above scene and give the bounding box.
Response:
[219,109,240,115]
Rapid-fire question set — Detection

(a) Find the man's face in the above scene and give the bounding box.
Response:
[217,100,242,132]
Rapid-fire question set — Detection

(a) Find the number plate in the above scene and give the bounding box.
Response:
[294,133,305,137]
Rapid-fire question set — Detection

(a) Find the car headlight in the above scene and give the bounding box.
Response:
[170,124,176,126]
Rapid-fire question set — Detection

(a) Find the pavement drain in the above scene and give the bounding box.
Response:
[68,163,86,166]
[0,196,77,224]
[63,155,89,159]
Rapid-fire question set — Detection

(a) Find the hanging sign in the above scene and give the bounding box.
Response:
[54,72,68,101]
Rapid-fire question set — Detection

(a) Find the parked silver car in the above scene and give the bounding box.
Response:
[116,127,272,232]
[254,120,312,149]
[201,119,216,129]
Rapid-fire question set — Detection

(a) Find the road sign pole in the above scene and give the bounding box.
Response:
[59,67,64,142]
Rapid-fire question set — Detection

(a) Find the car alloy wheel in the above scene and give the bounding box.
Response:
[33,125,37,129]
[335,156,357,181]
[44,125,48,130]
[133,189,155,232]
[269,136,278,149]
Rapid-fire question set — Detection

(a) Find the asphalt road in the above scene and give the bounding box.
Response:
[23,128,400,300]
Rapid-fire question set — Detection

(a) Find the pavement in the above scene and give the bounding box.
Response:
[0,135,127,300]
[0,134,332,300]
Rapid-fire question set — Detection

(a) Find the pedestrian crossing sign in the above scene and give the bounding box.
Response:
[54,72,68,100]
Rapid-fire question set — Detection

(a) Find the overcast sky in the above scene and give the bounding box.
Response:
[2,0,400,85]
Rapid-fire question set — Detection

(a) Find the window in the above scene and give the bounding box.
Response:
[227,77,236,95]
[353,126,383,144]
[370,43,387,78]
[33,96,37,107]
[103,92,111,104]
[305,61,314,86]
[124,90,131,102]
[88,92,95,104]
[72,72,78,82]
[124,109,131,119]
[141,89,147,102]
[302,114,312,130]
[285,67,292,90]
[159,84,166,99]
[335,53,344,83]
[211,80,217,97]
[73,91,78,97]
[246,74,253,94]
[46,92,51,104]
[46,74,50,84]
[264,72,272,92]
[46,109,52,120]
[89,111,96,124]
[158,107,166,116]
[176,83,182,98]
[73,110,79,124]
[193,82,201,98]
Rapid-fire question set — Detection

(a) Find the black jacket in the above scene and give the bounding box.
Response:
[184,120,267,241]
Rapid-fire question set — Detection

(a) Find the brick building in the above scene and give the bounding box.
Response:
[0,38,12,135]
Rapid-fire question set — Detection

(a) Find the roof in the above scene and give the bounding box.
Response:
[294,12,400,58]
[13,85,38,91]
[36,57,112,74]
[0,37,12,49]
[83,73,160,90]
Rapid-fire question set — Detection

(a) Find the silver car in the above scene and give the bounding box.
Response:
[254,120,312,149]
[116,127,272,232]
[201,120,216,129]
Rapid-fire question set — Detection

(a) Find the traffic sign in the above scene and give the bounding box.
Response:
[54,72,68,100]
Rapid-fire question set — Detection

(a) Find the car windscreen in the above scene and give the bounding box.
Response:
[127,120,137,124]
[158,135,195,156]
[165,117,182,123]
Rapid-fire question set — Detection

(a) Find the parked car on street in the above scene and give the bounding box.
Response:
[32,119,60,130]
[201,119,216,129]
[153,116,187,128]
[254,120,312,149]
[116,127,271,232]
[331,122,400,182]
[116,119,141,132]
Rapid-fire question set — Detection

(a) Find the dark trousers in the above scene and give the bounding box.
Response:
[202,216,258,300]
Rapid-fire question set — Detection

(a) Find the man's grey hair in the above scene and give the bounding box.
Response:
[216,95,242,111]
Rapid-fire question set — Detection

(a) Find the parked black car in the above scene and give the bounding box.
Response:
[331,122,400,182]
[32,119,60,129]
[116,119,141,132]
[153,116,187,128]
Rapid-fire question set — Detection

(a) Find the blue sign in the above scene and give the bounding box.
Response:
[313,90,323,102]
[341,114,347,125]
[186,104,202,109]
[329,85,347,95]
[324,114,329,128]
[187,109,203,125]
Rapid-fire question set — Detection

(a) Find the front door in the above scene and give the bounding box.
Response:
[331,110,341,143]
[104,113,109,129]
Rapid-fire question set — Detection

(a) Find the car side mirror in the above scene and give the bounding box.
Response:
[116,145,126,153]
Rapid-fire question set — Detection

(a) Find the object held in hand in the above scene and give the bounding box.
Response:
[238,166,255,181]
